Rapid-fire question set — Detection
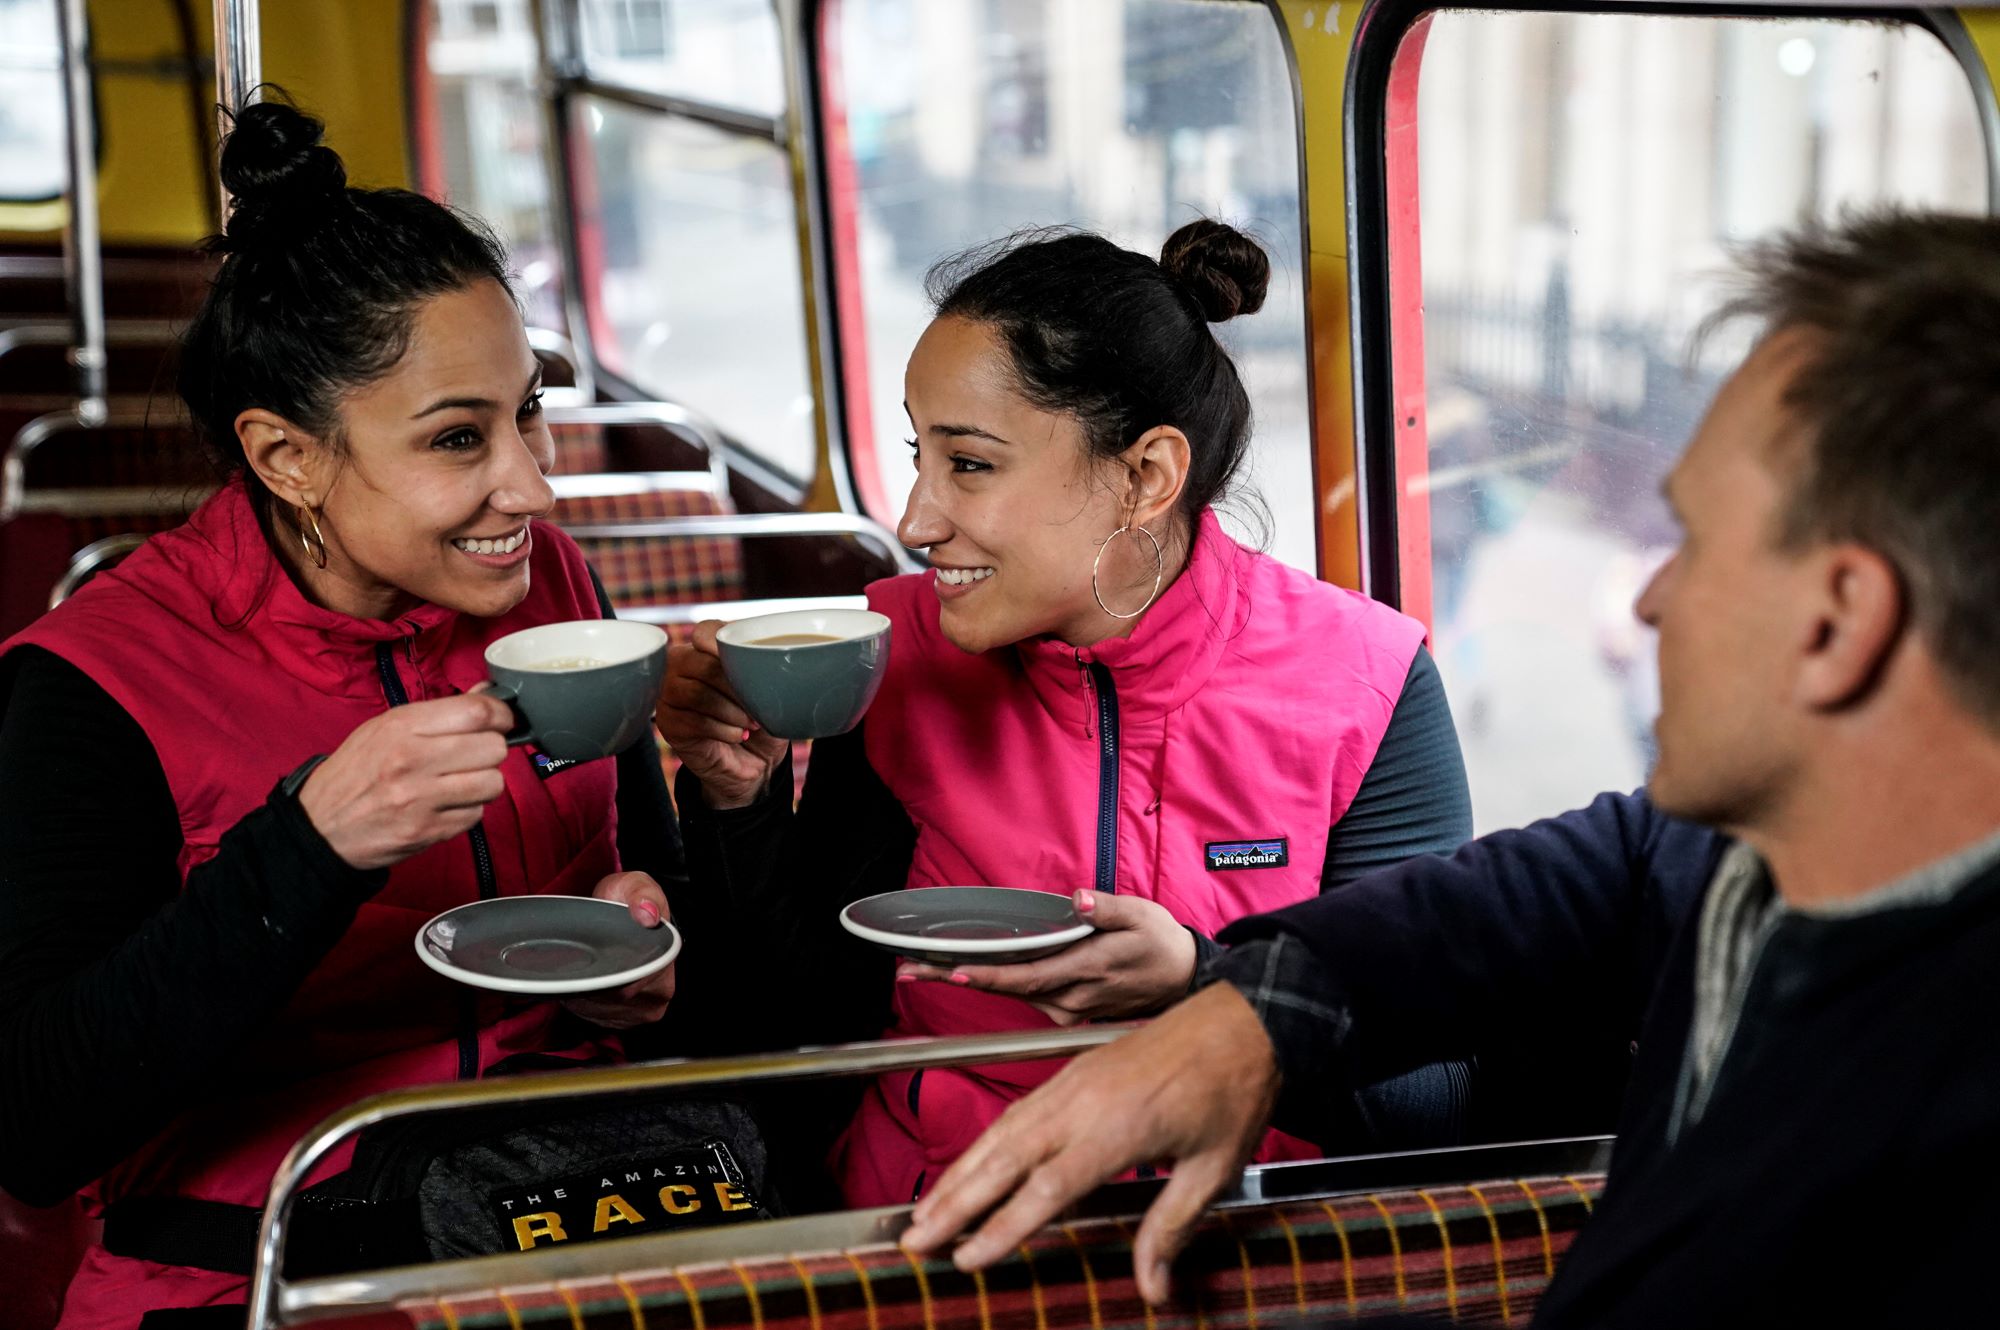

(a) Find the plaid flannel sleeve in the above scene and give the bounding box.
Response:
[1197,934,1357,1137]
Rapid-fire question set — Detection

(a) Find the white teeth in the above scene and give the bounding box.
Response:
[936,567,994,586]
[455,530,525,556]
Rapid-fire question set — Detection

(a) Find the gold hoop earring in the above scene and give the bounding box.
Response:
[298,504,329,570]
[1092,524,1164,620]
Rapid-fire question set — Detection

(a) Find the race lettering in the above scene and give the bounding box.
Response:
[512,1212,568,1250]
[594,1194,644,1233]
[660,1184,700,1215]
[714,1182,753,1212]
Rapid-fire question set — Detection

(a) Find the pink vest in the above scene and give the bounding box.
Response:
[836,509,1425,1205]
[5,483,622,1328]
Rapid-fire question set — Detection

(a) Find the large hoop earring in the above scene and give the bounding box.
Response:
[1092,524,1164,620]
[298,504,329,570]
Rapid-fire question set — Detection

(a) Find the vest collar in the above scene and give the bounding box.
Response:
[1017,508,1247,724]
[168,481,461,698]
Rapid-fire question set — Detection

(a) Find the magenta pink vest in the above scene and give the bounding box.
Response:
[5,483,621,1328]
[836,509,1426,1205]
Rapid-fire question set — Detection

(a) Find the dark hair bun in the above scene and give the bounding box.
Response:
[1160,219,1270,322]
[219,97,349,247]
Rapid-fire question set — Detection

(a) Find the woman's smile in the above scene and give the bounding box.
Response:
[450,524,533,570]
[933,563,995,600]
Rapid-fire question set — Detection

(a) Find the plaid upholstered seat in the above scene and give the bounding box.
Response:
[549,421,610,476]
[389,1175,1605,1330]
[550,489,746,611]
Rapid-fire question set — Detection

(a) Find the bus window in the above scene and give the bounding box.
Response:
[1384,12,1989,832]
[0,0,63,202]
[583,97,817,482]
[576,0,785,118]
[824,0,1316,573]
[420,0,565,331]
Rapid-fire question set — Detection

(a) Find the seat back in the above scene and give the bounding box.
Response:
[289,1174,1605,1330]
[0,1190,94,1330]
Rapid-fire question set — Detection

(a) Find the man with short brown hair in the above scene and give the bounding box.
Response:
[902,213,2000,1326]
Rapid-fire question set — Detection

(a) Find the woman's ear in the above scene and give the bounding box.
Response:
[1122,426,1191,529]
[237,408,324,507]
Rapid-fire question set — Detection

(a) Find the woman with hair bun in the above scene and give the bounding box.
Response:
[0,96,706,1324]
[661,221,1473,1207]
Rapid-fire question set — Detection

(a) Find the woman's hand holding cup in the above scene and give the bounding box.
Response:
[299,693,515,871]
[655,620,789,810]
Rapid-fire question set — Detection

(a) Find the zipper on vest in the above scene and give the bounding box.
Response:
[1086,659,1119,895]
[374,639,489,1082]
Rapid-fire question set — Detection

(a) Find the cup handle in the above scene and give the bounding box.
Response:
[486,682,536,747]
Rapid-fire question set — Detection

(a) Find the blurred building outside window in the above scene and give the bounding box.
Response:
[830,0,1318,574]
[0,0,65,202]
[1400,12,1989,832]
[423,0,816,482]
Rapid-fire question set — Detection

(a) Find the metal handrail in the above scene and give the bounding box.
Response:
[56,0,106,422]
[544,399,732,498]
[0,319,183,361]
[1,404,197,523]
[212,0,260,219]
[48,532,146,608]
[618,594,869,626]
[246,1025,1135,1328]
[557,510,914,572]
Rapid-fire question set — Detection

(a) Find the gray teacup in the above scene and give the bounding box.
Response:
[716,608,892,740]
[485,619,669,762]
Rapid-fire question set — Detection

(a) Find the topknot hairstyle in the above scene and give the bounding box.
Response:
[177,91,512,539]
[927,218,1270,534]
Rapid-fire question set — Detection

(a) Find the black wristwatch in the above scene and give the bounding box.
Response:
[278,753,329,800]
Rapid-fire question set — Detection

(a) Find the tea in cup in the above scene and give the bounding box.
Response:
[484,619,669,761]
[716,608,891,739]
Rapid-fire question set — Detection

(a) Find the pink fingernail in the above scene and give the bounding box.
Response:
[637,903,660,926]
[949,972,971,985]
[896,973,916,984]
[1077,889,1096,912]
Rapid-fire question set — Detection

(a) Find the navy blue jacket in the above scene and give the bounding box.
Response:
[1219,790,2000,1326]
[1218,790,1725,1139]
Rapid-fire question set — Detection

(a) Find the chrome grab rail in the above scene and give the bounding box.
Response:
[246,1026,1135,1329]
[211,0,261,219]
[558,511,914,572]
[619,594,870,626]
[48,532,146,608]
[56,0,106,422]
[543,399,733,498]
[1,404,197,523]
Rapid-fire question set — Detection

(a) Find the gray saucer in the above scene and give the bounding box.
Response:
[416,897,681,995]
[840,887,1094,966]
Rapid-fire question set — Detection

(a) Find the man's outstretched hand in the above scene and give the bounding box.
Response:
[900,982,1281,1305]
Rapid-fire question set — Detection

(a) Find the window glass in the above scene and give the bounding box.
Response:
[1401,13,1987,831]
[0,0,65,202]
[424,0,565,331]
[831,0,1315,573]
[578,0,785,118]
[584,97,816,480]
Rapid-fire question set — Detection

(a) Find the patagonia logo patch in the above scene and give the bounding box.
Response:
[530,751,581,780]
[490,1142,759,1251]
[1205,838,1289,871]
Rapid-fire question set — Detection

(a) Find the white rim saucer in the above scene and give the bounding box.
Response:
[414,896,682,995]
[838,888,1095,958]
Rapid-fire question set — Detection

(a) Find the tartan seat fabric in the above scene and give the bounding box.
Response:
[550,422,611,477]
[397,1175,1605,1330]
[550,490,745,612]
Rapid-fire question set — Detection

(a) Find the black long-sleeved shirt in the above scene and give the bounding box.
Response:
[0,597,692,1205]
[677,647,1472,1056]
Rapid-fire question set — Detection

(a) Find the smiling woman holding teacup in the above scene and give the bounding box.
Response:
[661,221,1474,1209]
[0,100,731,1324]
